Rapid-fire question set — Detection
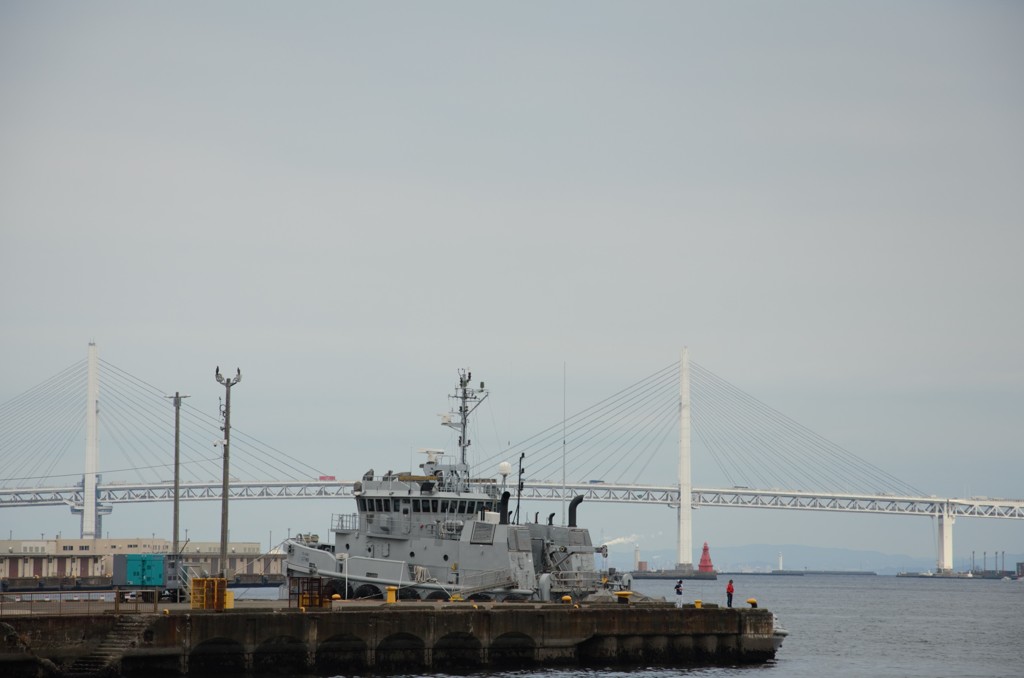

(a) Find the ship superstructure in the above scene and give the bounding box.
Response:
[285,369,608,601]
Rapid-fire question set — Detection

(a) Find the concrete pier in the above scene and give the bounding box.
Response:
[0,600,782,676]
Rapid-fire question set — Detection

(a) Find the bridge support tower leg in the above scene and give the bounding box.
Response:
[677,347,693,570]
[71,342,111,538]
[937,504,955,573]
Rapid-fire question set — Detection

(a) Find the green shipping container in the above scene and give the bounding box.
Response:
[113,553,165,587]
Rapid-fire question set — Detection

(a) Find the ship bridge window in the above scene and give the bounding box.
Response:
[357,497,366,511]
[457,500,467,513]
[412,499,421,512]
[440,500,450,513]
[431,500,439,513]
[383,498,391,512]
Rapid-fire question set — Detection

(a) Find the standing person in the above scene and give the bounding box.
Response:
[674,579,683,606]
[726,579,735,607]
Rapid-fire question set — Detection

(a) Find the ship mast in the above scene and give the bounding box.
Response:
[443,369,488,488]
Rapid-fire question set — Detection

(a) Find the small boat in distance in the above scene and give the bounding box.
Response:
[285,369,621,602]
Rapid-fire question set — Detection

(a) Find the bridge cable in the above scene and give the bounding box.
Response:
[692,362,922,495]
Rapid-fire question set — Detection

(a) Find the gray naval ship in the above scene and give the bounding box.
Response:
[285,369,625,602]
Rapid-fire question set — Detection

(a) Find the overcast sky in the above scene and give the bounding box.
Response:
[1,2,1021,566]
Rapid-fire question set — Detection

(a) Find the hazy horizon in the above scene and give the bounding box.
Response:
[2,2,1021,561]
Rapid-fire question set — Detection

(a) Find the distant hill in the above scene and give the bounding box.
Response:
[606,543,1023,575]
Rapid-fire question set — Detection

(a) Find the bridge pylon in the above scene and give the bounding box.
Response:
[69,342,112,538]
[937,502,955,573]
[676,347,693,569]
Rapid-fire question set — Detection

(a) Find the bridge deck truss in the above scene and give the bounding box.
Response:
[1,481,1021,519]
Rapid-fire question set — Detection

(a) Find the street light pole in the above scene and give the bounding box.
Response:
[215,367,241,578]
[165,391,189,600]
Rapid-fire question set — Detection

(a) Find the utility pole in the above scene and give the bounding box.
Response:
[215,367,241,578]
[166,391,189,600]
[515,452,525,524]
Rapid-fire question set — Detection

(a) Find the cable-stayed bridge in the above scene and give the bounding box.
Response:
[5,480,1019,522]
[2,345,1021,573]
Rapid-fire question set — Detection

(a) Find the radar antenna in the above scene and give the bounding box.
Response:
[442,369,488,469]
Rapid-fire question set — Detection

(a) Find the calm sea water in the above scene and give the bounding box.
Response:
[647,574,1024,678]
[301,575,1023,678]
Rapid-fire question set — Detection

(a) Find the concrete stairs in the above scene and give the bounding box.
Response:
[66,615,153,676]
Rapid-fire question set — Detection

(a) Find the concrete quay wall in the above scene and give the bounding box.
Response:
[1,602,780,676]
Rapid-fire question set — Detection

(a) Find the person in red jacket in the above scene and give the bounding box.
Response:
[726,579,735,607]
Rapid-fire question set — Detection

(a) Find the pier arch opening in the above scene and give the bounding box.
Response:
[189,637,246,675]
[490,632,537,666]
[123,653,181,677]
[253,635,308,674]
[316,633,368,673]
[376,632,426,672]
[434,631,483,669]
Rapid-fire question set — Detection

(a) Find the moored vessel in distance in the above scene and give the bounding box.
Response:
[774,569,876,576]
[285,369,631,602]
[632,540,719,580]
[630,569,718,580]
[897,570,1017,579]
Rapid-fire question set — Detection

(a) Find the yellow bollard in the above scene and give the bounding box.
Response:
[694,600,702,609]
[386,586,398,604]
[747,598,758,608]
[561,595,573,604]
[614,591,633,605]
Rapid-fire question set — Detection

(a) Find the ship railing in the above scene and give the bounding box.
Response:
[362,471,504,499]
[464,479,503,499]
[550,570,602,591]
[332,513,360,531]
